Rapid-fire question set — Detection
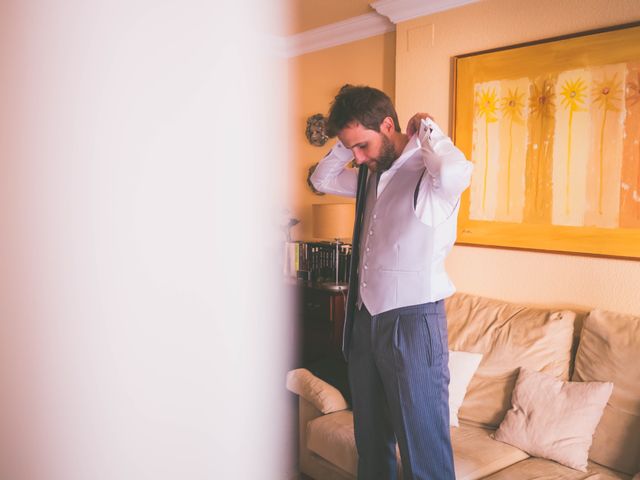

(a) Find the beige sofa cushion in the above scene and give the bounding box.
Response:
[572,309,640,475]
[286,368,349,414]
[452,423,529,480]
[445,293,575,428]
[494,368,613,472]
[307,409,528,480]
[483,457,631,479]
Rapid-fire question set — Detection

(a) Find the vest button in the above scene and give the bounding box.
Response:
[373,214,377,219]
[369,230,373,235]
[362,282,367,288]
[366,247,370,252]
[364,264,368,270]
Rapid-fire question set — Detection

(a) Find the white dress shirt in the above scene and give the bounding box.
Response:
[310,118,473,228]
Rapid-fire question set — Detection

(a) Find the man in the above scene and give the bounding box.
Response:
[310,85,473,480]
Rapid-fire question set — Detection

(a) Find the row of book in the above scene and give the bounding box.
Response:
[292,241,352,283]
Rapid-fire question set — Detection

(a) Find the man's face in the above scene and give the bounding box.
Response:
[338,122,397,173]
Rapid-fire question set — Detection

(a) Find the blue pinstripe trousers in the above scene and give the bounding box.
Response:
[347,301,455,480]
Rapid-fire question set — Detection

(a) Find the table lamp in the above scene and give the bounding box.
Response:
[312,203,355,290]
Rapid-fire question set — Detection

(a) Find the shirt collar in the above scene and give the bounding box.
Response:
[380,133,420,177]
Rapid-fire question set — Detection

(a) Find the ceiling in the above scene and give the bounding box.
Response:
[285,0,374,36]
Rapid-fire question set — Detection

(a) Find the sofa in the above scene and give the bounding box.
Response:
[286,292,640,480]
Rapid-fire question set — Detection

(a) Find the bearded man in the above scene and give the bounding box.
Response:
[310,85,473,480]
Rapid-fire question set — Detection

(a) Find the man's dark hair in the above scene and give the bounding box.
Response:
[325,84,400,138]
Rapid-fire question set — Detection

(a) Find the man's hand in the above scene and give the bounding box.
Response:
[406,112,434,137]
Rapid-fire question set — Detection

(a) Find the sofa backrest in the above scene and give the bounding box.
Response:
[445,293,575,429]
[572,309,640,476]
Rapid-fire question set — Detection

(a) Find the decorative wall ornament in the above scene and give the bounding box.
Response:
[307,163,325,196]
[305,114,329,146]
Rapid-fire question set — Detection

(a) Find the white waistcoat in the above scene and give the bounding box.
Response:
[356,154,455,315]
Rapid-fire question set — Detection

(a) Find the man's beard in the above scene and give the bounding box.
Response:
[368,134,397,172]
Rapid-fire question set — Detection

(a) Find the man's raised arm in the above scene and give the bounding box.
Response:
[309,140,358,198]
[409,114,473,201]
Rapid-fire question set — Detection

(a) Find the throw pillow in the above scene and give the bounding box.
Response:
[448,350,483,427]
[494,367,613,472]
[286,368,349,414]
[446,293,575,428]
[572,309,640,475]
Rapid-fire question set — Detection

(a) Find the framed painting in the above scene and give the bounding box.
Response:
[453,22,640,259]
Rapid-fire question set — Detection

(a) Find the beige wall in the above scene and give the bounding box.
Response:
[394,0,640,315]
[289,33,395,240]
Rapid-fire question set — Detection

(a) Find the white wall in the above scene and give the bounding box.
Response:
[394,0,640,315]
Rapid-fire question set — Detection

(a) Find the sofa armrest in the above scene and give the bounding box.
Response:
[286,368,349,414]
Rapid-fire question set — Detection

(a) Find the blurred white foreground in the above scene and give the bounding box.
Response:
[0,1,291,479]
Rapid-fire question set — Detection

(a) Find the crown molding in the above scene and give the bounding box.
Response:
[279,0,481,58]
[282,12,395,58]
[370,0,480,24]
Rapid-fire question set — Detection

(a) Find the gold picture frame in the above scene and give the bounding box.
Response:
[453,22,640,259]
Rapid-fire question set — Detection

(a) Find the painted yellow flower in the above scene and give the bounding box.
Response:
[592,74,622,111]
[529,78,556,118]
[560,78,587,112]
[560,77,587,216]
[476,88,499,122]
[500,88,525,122]
[499,87,525,214]
[528,77,555,214]
[475,87,499,211]
[592,73,623,214]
